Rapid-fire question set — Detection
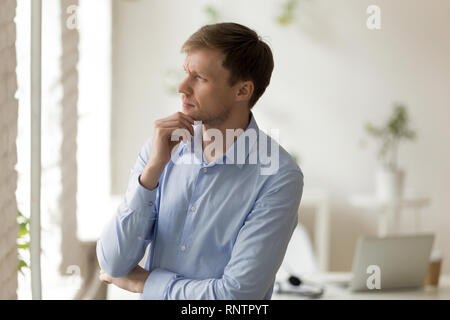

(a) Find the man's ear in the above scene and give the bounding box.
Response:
[235,80,254,104]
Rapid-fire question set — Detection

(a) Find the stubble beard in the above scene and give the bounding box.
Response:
[197,105,232,128]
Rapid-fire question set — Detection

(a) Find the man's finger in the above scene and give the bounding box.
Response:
[99,273,112,284]
[163,112,194,125]
[179,112,195,124]
[158,120,194,137]
[158,119,193,131]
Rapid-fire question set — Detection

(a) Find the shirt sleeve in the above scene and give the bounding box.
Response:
[96,137,160,278]
[141,168,304,300]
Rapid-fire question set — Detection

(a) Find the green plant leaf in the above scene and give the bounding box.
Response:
[277,15,292,25]
[18,259,28,275]
[17,211,31,274]
[18,223,29,237]
[18,243,29,249]
[363,103,416,168]
[276,0,298,25]
[18,260,28,268]
[204,5,219,23]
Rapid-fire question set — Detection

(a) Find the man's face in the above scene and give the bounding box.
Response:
[178,48,238,125]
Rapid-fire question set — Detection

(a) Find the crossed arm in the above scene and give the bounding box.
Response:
[96,140,304,299]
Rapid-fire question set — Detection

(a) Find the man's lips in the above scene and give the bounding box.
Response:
[183,102,194,108]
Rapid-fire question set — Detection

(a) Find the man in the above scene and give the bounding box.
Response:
[97,22,304,299]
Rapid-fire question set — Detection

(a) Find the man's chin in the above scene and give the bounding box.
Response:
[182,108,202,122]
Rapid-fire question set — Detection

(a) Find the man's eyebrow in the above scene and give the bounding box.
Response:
[183,64,209,78]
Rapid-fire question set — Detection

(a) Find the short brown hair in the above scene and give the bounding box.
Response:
[181,22,274,109]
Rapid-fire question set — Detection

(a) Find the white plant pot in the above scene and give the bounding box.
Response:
[375,167,405,202]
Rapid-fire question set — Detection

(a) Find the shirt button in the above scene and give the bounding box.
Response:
[148,201,153,206]
[203,168,207,173]
[180,245,186,251]
[138,236,142,241]
[191,206,196,212]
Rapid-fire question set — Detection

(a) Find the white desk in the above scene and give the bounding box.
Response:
[107,272,450,300]
[272,272,450,300]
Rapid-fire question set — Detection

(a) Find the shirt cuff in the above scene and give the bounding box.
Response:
[125,173,158,215]
[140,268,181,300]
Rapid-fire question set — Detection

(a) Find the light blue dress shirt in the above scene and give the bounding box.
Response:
[96,113,304,299]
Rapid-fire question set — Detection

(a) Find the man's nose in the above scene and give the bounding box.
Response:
[177,76,192,95]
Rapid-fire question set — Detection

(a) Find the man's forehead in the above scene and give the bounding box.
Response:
[184,48,225,73]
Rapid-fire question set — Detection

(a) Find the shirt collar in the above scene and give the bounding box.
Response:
[179,112,259,168]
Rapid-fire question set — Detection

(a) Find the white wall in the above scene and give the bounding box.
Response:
[110,0,450,273]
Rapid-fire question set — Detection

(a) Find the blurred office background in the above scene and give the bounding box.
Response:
[1,0,449,299]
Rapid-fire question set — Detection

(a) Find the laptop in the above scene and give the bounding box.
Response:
[343,234,435,292]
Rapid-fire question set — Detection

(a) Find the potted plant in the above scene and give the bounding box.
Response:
[365,103,416,201]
